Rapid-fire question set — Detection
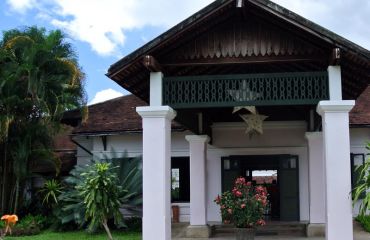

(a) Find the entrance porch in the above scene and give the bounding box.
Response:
[107,1,370,240]
[172,222,370,240]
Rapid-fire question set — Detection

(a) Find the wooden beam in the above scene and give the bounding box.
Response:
[329,48,341,65]
[162,55,325,67]
[142,55,162,72]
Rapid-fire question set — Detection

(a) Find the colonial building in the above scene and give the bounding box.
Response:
[68,1,370,239]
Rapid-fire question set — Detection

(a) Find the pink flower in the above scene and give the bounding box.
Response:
[227,208,233,214]
[215,195,221,204]
[241,203,246,209]
[235,191,242,197]
[257,219,266,226]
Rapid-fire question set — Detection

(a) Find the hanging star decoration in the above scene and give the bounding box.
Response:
[233,106,268,136]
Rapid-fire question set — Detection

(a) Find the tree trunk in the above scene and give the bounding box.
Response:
[102,218,113,240]
[13,179,20,214]
[1,142,8,214]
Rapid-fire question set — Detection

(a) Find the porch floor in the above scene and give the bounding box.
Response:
[172,221,370,240]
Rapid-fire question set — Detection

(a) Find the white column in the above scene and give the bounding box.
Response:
[137,106,176,240]
[150,72,163,106]
[186,135,210,226]
[305,132,325,224]
[317,100,355,240]
[328,66,342,100]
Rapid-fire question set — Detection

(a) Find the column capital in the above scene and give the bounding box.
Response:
[185,135,210,143]
[305,131,323,141]
[136,106,176,120]
[316,100,355,116]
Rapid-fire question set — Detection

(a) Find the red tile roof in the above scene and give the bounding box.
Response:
[67,87,370,135]
[72,95,184,135]
[350,85,370,126]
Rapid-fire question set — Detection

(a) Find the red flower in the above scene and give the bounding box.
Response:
[257,219,266,226]
[215,195,221,204]
[241,203,246,209]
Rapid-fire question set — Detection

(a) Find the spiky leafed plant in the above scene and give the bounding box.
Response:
[0,26,86,214]
[55,154,142,232]
[353,143,370,216]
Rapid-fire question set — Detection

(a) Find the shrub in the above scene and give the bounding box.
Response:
[125,217,142,232]
[54,155,142,232]
[215,177,268,228]
[79,162,123,240]
[356,215,370,232]
[0,214,47,236]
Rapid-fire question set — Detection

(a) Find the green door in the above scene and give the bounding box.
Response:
[279,155,299,221]
[221,157,241,192]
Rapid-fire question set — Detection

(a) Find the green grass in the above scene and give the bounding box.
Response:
[5,230,141,240]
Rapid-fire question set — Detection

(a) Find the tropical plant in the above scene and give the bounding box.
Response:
[353,143,370,216]
[0,26,86,214]
[78,162,123,240]
[55,154,142,232]
[214,177,268,228]
[39,179,63,206]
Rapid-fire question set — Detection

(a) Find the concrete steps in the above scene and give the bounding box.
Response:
[212,222,307,237]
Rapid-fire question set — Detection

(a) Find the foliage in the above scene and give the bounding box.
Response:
[0,26,86,214]
[78,162,123,240]
[0,214,47,237]
[55,165,87,229]
[3,230,141,240]
[214,177,268,228]
[353,143,370,216]
[55,155,142,232]
[356,215,370,233]
[39,179,63,206]
[124,217,142,232]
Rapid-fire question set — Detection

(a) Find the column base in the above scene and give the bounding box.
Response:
[186,225,212,238]
[306,223,325,237]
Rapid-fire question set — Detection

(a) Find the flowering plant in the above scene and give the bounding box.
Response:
[1,214,18,236]
[214,177,268,228]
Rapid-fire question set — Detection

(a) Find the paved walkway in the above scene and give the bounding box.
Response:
[172,222,370,240]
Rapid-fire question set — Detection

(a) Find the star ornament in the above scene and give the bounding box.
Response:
[232,106,256,114]
[240,114,268,135]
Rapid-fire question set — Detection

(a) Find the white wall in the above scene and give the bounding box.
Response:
[73,124,370,223]
[350,128,370,216]
[208,121,309,222]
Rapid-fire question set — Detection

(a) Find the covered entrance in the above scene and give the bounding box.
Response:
[222,155,299,221]
[107,1,370,239]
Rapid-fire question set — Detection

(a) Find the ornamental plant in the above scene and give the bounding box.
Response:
[214,177,268,228]
[1,214,18,236]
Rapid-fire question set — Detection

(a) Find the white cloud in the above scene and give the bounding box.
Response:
[6,0,35,13]
[5,0,370,56]
[6,0,213,56]
[89,88,124,105]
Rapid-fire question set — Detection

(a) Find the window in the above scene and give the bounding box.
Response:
[171,157,190,202]
[351,153,365,199]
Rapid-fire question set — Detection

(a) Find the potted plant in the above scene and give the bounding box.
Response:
[214,177,268,240]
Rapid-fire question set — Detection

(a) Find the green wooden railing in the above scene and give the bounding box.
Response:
[163,72,328,108]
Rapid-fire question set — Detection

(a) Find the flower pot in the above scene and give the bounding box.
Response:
[172,205,180,223]
[235,228,255,240]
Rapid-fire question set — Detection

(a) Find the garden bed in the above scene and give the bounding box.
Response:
[5,230,141,240]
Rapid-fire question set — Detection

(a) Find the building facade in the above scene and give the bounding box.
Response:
[67,1,370,239]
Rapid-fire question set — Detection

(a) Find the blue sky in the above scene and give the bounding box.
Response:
[1,0,369,105]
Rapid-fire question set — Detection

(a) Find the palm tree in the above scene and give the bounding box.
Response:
[0,26,86,214]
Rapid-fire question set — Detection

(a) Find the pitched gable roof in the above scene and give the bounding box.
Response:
[107,0,370,102]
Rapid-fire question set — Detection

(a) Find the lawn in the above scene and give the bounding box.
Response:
[5,231,141,240]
